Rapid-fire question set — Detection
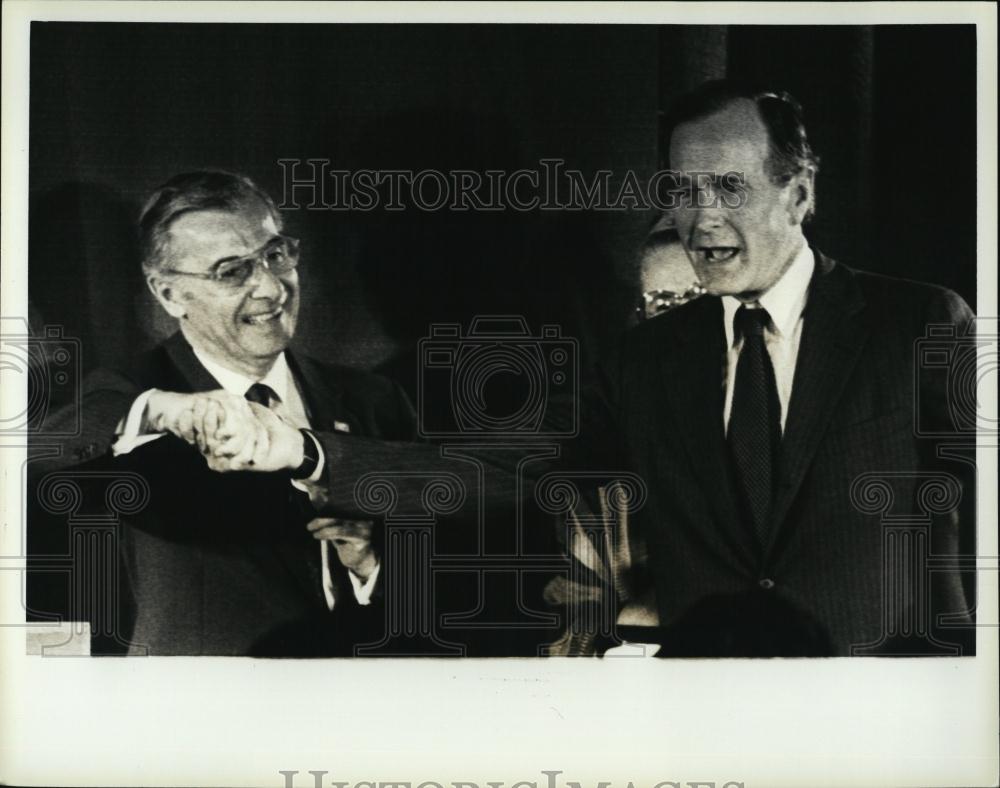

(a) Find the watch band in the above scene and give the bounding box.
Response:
[291,428,321,480]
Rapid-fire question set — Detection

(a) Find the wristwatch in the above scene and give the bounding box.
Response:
[291,428,322,480]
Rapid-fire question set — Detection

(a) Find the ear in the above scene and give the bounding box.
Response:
[786,168,816,225]
[146,273,187,319]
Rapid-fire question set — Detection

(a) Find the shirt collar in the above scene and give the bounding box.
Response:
[723,244,815,347]
[189,344,290,403]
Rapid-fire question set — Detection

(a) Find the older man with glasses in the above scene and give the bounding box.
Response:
[36,170,419,656]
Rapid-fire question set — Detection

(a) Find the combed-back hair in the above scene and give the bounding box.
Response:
[662,79,820,218]
[138,170,280,274]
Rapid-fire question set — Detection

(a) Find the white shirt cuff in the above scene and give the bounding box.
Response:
[290,431,326,494]
[349,562,380,606]
[111,388,167,456]
[320,540,380,610]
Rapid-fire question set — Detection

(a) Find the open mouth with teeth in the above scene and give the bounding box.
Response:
[701,246,740,263]
[242,305,284,325]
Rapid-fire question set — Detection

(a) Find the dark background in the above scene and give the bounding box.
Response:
[25,22,980,657]
[29,23,977,380]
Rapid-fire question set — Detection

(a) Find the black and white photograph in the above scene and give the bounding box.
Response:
[1,2,997,786]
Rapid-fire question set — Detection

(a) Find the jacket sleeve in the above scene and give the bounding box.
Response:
[312,353,624,521]
[30,366,146,477]
[916,287,978,652]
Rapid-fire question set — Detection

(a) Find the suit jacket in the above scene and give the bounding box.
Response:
[313,254,976,656]
[29,332,417,656]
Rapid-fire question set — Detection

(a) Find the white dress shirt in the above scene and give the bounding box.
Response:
[722,244,815,434]
[111,346,377,609]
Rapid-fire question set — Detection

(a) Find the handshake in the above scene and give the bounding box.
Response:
[141,388,377,581]
[142,388,307,474]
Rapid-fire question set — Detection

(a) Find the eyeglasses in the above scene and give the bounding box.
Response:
[161,235,300,289]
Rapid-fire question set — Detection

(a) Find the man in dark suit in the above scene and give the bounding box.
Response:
[29,171,417,656]
[637,81,976,656]
[543,82,975,656]
[192,83,977,657]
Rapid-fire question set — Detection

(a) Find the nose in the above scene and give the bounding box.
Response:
[247,258,284,300]
[691,205,725,230]
[678,179,726,232]
[680,203,726,248]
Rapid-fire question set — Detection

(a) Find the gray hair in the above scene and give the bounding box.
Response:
[138,170,281,274]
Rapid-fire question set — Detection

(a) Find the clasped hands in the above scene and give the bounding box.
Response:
[144,388,304,473]
[143,389,378,580]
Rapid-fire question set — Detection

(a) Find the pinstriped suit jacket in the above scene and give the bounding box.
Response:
[316,254,977,656]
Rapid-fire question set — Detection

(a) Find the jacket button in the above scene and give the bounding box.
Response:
[758,578,775,590]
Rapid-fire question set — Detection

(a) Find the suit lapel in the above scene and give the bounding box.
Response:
[658,297,757,568]
[286,350,354,433]
[766,254,870,556]
[162,332,223,392]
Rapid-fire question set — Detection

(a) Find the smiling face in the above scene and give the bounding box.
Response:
[148,199,299,377]
[669,99,810,301]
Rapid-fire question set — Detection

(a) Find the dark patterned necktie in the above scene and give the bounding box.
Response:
[729,305,781,548]
[244,382,277,408]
